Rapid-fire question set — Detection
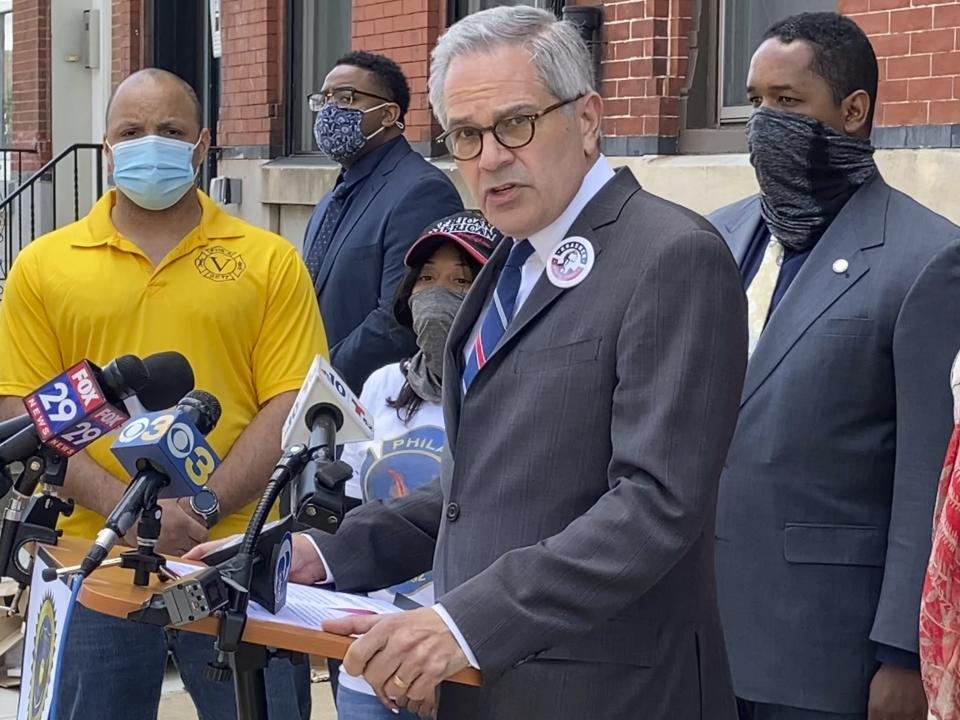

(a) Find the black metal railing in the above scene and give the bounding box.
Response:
[0,145,39,195]
[0,144,104,301]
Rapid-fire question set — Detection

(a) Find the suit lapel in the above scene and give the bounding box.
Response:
[314,141,412,294]
[721,196,763,268]
[740,175,890,407]
[493,169,639,357]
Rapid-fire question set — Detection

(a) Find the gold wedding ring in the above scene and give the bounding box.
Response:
[392,675,409,689]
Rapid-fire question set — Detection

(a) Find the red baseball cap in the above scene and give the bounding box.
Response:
[394,210,504,327]
[404,210,503,269]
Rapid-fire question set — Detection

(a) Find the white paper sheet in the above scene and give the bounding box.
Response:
[165,561,400,631]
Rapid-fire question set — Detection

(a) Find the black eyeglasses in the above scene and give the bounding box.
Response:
[436,95,584,161]
[308,87,394,112]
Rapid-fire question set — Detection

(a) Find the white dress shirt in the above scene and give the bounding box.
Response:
[305,154,617,671]
[463,155,617,362]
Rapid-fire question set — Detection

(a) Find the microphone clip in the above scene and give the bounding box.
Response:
[295,453,354,535]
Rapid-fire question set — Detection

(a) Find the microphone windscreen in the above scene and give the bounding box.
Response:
[139,352,195,411]
[105,354,149,397]
[179,390,222,434]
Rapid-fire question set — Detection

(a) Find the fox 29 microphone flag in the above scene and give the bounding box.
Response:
[21,360,135,457]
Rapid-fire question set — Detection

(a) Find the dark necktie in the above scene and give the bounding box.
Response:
[305,183,348,283]
[462,239,535,393]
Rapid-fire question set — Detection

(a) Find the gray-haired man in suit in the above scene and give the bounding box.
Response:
[194,7,747,719]
[710,12,960,720]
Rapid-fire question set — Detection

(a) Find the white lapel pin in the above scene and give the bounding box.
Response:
[832,258,849,275]
[547,236,595,289]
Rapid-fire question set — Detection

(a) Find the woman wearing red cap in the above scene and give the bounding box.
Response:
[335,210,502,719]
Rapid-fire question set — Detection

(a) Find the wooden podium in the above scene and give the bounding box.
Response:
[41,537,481,687]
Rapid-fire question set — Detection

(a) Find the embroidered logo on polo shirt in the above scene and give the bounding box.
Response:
[195,246,246,282]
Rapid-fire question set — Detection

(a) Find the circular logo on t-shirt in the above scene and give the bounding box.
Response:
[547,236,595,289]
[195,246,246,282]
[361,426,445,503]
[360,426,444,598]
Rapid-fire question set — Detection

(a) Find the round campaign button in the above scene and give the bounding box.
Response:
[547,236,595,289]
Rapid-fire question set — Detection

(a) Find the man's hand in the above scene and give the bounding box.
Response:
[182,532,327,584]
[155,498,207,556]
[323,607,469,718]
[868,664,928,720]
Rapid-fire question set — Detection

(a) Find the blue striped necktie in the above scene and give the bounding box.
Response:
[462,239,535,393]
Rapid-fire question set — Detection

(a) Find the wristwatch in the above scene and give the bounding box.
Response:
[189,488,220,529]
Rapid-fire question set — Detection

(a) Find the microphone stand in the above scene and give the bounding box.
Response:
[125,412,355,720]
[0,444,74,613]
[118,485,168,587]
[205,444,313,720]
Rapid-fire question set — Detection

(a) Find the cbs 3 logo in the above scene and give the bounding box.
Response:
[119,414,217,486]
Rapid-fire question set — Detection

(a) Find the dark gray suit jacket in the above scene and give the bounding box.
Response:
[312,169,747,719]
[710,175,960,713]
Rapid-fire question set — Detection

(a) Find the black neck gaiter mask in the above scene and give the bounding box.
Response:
[747,107,878,252]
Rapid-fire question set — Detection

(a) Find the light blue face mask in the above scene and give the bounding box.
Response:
[109,135,201,211]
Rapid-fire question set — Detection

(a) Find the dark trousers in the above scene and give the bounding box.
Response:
[737,698,866,720]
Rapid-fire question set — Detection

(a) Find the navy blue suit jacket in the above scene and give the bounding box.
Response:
[710,176,960,713]
[304,137,463,391]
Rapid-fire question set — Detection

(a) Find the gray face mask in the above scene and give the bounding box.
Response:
[404,287,465,403]
[747,107,877,251]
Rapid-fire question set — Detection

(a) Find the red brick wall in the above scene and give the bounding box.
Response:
[841,0,960,127]
[11,0,51,169]
[112,0,146,92]
[218,0,284,157]
[352,0,445,150]
[561,0,692,151]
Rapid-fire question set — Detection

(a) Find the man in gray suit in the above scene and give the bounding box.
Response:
[271,6,744,719]
[710,12,960,720]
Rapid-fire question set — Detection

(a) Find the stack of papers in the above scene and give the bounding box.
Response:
[166,561,400,631]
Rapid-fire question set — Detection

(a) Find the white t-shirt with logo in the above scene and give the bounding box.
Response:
[338,362,445,696]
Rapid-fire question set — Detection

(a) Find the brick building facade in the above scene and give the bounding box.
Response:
[6,0,960,243]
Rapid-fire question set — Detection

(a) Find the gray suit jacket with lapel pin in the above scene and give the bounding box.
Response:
[311,167,748,719]
[710,174,960,714]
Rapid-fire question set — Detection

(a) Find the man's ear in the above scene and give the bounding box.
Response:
[103,135,114,175]
[381,103,402,129]
[194,128,212,163]
[841,89,871,137]
[579,92,603,156]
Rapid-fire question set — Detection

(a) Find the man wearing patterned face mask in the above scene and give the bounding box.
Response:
[709,12,960,720]
[303,51,463,394]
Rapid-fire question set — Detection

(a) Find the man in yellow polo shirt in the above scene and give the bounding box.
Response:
[0,69,325,719]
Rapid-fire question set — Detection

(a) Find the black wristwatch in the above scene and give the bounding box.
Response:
[189,488,220,529]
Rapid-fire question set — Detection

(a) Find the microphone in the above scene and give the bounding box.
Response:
[0,415,32,444]
[80,390,222,578]
[0,351,195,464]
[282,357,369,532]
[281,355,373,449]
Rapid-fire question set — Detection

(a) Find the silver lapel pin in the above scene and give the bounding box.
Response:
[832,258,849,275]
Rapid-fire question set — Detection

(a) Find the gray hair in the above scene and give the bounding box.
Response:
[428,6,595,128]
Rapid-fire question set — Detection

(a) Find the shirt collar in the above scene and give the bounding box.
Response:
[341,135,404,188]
[75,189,246,248]
[526,155,615,264]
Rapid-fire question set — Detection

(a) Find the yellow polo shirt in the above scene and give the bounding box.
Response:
[0,190,328,540]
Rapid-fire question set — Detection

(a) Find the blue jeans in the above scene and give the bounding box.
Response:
[337,685,421,720]
[56,604,311,720]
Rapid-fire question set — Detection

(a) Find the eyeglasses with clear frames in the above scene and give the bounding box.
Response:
[436,95,585,161]
[308,87,395,112]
